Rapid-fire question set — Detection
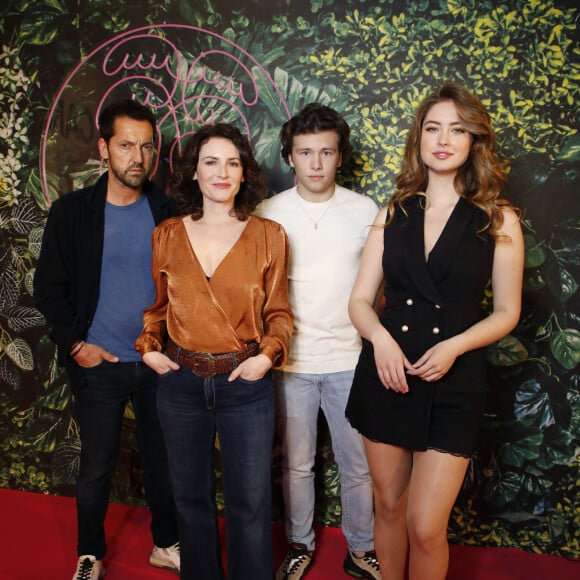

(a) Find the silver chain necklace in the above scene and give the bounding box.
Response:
[295,188,336,230]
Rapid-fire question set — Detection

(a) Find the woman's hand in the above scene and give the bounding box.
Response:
[372,332,412,393]
[142,351,180,375]
[407,337,461,382]
[228,353,272,382]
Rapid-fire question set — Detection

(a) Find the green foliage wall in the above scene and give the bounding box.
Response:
[0,0,578,558]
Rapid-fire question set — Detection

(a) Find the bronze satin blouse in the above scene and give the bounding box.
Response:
[135,215,294,368]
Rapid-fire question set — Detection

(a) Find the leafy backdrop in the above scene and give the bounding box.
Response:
[0,0,578,558]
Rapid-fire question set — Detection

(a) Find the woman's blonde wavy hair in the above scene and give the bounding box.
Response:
[389,81,516,237]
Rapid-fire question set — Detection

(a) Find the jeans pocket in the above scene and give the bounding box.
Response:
[238,376,263,385]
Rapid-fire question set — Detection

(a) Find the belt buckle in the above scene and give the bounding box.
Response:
[193,352,216,378]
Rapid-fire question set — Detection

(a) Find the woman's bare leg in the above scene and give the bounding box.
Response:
[406,449,470,580]
[363,437,412,580]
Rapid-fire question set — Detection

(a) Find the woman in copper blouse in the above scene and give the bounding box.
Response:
[135,123,293,580]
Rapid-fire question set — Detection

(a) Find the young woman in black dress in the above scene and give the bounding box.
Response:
[346,81,524,580]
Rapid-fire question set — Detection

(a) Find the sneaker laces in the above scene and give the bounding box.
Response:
[152,542,180,567]
[358,550,380,572]
[282,544,311,574]
[160,541,180,555]
[75,557,98,580]
[165,541,180,565]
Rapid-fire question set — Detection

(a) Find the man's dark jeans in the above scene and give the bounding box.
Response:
[69,360,178,559]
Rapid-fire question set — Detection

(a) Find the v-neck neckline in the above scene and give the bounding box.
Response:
[182,215,253,280]
[402,195,475,306]
[424,196,464,265]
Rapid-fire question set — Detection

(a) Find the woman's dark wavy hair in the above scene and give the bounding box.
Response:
[169,123,265,221]
[390,81,516,238]
[280,103,353,166]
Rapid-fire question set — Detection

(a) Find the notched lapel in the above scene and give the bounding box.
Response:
[403,197,441,305]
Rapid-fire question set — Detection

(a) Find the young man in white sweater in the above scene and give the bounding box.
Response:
[258,104,381,580]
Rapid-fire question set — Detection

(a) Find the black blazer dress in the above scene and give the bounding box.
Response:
[346,195,495,457]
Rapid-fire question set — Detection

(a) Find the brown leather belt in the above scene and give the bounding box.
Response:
[166,338,259,378]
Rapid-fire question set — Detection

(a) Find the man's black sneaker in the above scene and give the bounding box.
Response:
[72,555,105,580]
[344,549,381,579]
[276,542,314,579]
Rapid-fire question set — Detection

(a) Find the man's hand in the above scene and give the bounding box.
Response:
[73,342,119,368]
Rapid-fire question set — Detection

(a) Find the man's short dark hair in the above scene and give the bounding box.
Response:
[98,98,157,143]
[280,103,352,166]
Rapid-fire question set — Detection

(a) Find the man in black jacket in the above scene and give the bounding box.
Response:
[34,99,180,580]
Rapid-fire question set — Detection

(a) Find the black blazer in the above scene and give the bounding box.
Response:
[33,172,179,364]
[380,195,495,362]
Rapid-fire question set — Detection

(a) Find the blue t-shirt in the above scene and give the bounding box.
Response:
[86,195,155,362]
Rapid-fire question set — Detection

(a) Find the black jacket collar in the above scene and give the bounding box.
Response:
[84,172,174,224]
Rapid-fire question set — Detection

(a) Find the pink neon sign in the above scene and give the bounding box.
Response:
[41,24,292,203]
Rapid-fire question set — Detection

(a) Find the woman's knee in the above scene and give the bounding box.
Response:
[407,513,447,552]
[373,486,407,523]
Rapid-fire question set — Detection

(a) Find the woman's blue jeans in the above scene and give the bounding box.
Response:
[157,366,275,580]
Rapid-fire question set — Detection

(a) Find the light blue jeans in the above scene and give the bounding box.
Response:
[275,370,374,552]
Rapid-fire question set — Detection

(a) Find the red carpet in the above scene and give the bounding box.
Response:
[0,488,577,579]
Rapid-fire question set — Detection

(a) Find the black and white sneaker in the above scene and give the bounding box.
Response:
[344,549,381,579]
[150,541,180,574]
[276,542,314,579]
[72,555,105,580]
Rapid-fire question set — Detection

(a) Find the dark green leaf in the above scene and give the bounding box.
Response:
[37,384,70,412]
[254,127,282,167]
[51,436,80,486]
[486,335,529,367]
[545,260,578,303]
[556,134,580,162]
[25,415,65,453]
[19,4,68,46]
[537,429,574,469]
[0,358,21,390]
[252,66,291,124]
[514,379,555,429]
[498,433,543,467]
[485,470,521,507]
[524,235,546,268]
[523,270,546,292]
[521,472,553,495]
[550,329,580,370]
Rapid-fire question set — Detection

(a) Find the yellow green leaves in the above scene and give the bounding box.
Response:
[296,0,577,201]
